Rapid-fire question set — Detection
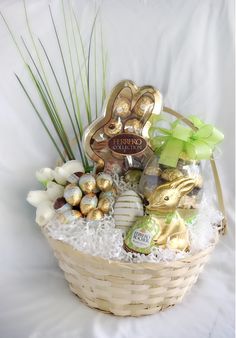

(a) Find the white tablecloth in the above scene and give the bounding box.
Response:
[0,0,234,337]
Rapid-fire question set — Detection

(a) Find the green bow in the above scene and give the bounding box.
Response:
[149,115,224,168]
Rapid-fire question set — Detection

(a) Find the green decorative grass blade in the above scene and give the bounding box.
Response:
[15,74,66,162]
[48,5,82,139]
[38,38,85,166]
[2,3,108,169]
[87,10,99,123]
[23,0,57,110]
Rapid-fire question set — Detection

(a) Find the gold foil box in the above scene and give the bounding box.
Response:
[83,80,163,171]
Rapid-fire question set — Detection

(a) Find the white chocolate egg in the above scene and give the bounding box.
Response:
[114,190,144,233]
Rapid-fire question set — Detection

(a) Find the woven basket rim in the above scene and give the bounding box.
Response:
[44,229,219,271]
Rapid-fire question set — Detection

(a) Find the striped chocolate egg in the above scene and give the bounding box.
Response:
[114,190,144,233]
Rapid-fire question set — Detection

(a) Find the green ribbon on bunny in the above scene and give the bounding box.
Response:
[149,114,224,167]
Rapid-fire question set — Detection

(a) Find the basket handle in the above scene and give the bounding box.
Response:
[163,106,227,235]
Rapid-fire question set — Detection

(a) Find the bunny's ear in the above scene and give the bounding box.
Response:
[169,177,196,196]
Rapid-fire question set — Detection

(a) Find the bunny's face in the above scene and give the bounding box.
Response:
[146,177,196,213]
[83,80,162,173]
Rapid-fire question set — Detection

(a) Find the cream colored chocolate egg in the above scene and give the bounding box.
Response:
[114,190,144,233]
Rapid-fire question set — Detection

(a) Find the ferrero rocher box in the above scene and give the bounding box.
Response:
[83,80,163,174]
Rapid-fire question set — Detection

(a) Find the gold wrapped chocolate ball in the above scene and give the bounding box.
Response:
[145,166,162,176]
[99,186,117,200]
[80,193,98,215]
[96,173,113,192]
[124,119,142,134]
[124,169,142,185]
[113,98,131,119]
[104,119,123,137]
[98,197,112,214]
[58,209,82,224]
[134,96,154,119]
[161,168,184,181]
[86,208,104,221]
[64,184,82,206]
[79,174,96,194]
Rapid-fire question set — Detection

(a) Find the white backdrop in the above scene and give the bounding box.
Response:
[0,0,234,337]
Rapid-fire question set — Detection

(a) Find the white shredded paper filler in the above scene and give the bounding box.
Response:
[45,192,223,263]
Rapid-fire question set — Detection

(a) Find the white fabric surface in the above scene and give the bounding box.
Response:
[0,0,234,337]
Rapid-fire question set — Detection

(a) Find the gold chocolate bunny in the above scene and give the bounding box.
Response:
[146,177,196,251]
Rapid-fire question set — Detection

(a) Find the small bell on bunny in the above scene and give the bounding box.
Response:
[146,177,197,251]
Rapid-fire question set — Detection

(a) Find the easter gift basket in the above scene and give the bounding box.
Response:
[27,80,226,316]
[2,2,225,316]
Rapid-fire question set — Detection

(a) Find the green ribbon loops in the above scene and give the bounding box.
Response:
[149,114,224,167]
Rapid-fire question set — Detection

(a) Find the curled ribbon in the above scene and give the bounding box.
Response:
[149,114,224,167]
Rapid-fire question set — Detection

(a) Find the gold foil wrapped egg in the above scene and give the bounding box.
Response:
[80,193,98,215]
[113,98,131,119]
[79,174,96,194]
[98,197,112,214]
[104,119,123,137]
[124,119,142,134]
[161,168,184,181]
[64,184,82,206]
[86,208,104,221]
[58,209,82,224]
[134,96,154,119]
[96,173,113,192]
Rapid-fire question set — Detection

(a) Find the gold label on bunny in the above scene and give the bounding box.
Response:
[108,133,147,155]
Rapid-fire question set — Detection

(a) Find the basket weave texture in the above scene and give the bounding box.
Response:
[45,232,218,316]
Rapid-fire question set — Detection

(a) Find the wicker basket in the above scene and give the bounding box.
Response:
[44,232,219,316]
[46,107,226,317]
